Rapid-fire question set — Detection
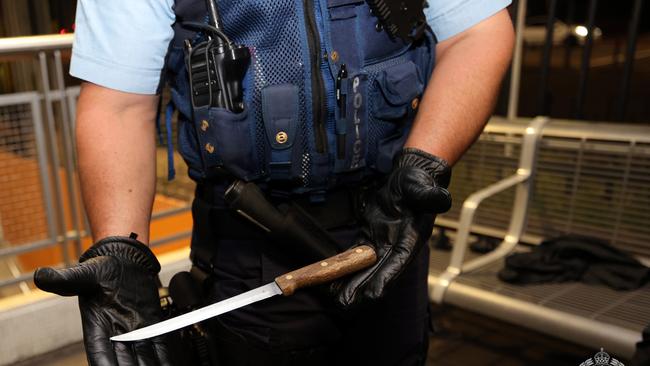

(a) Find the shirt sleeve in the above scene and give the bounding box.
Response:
[424,0,512,42]
[69,0,175,94]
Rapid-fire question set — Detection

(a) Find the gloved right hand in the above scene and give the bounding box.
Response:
[333,148,452,308]
[34,235,174,366]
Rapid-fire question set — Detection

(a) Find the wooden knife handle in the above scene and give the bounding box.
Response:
[274,245,377,296]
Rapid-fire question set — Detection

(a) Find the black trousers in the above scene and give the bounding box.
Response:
[190,193,431,366]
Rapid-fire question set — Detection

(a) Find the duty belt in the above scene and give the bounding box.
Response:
[195,182,371,232]
[190,182,372,283]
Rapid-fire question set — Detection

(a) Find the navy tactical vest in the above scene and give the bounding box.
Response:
[166,0,436,194]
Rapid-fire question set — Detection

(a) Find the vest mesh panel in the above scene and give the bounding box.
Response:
[219,1,312,186]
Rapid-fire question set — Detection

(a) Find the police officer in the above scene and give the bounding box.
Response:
[33,0,514,365]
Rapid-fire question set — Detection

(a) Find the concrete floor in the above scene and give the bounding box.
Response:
[14,343,86,366]
[15,306,622,366]
[426,307,604,366]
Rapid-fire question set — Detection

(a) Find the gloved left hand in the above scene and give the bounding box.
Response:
[333,148,452,308]
[34,235,174,366]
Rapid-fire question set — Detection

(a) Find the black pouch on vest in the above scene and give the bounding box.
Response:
[365,0,427,42]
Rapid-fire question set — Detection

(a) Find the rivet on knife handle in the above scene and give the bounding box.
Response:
[274,245,377,296]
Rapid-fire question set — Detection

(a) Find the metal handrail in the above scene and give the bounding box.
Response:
[0,34,72,55]
[0,228,193,289]
[431,116,549,303]
[0,205,191,261]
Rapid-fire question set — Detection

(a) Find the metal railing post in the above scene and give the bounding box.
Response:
[31,93,59,247]
[38,51,71,265]
[574,0,598,119]
[536,0,557,115]
[54,50,84,257]
[507,0,527,121]
[616,0,643,121]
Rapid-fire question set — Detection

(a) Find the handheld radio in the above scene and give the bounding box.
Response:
[185,0,250,112]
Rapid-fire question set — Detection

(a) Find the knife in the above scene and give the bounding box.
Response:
[111,245,376,342]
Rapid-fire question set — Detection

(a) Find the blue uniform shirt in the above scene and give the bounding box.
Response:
[70,0,511,94]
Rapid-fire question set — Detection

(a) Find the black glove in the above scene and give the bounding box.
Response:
[33,235,174,366]
[334,148,452,308]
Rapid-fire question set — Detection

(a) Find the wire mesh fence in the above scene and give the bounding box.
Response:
[0,102,49,246]
[440,120,650,259]
[0,100,53,297]
[0,51,193,295]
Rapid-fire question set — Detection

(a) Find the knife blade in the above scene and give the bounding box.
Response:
[111,245,376,342]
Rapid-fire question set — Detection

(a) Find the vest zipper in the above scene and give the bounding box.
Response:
[303,0,328,154]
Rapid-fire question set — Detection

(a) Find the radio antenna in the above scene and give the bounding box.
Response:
[206,0,223,31]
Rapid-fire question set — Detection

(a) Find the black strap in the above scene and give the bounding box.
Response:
[195,183,367,231]
[191,183,370,276]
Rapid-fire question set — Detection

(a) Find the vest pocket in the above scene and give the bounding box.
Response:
[327,0,363,72]
[190,106,259,181]
[371,60,424,121]
[325,0,408,75]
[170,43,259,182]
[261,84,300,180]
[366,59,424,173]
